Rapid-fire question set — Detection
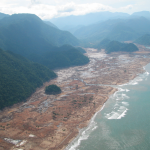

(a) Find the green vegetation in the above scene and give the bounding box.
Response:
[45,85,61,95]
[135,34,150,45]
[75,47,86,53]
[95,38,111,50]
[0,14,79,54]
[95,39,139,53]
[44,21,58,29]
[31,45,89,69]
[0,13,90,110]
[105,41,138,54]
[0,49,56,110]
[0,14,89,70]
[0,12,9,20]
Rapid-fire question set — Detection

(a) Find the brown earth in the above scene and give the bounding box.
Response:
[0,46,150,150]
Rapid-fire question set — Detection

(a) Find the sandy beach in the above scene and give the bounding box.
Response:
[0,46,150,150]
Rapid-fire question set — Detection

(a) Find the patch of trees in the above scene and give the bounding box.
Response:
[105,41,138,53]
[95,39,138,53]
[0,49,56,110]
[45,85,61,95]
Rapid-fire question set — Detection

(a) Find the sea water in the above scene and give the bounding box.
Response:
[66,63,150,150]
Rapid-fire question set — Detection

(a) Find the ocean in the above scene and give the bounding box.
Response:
[65,63,150,150]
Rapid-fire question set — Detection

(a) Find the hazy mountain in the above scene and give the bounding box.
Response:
[0,13,90,69]
[50,11,129,29]
[44,21,58,29]
[95,38,111,49]
[95,39,138,53]
[105,41,138,53]
[0,12,9,20]
[131,11,150,19]
[49,11,150,42]
[135,34,150,45]
[62,25,85,34]
[0,49,56,110]
[0,13,80,56]
[73,17,150,44]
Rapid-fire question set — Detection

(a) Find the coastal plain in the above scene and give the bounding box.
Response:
[0,46,150,150]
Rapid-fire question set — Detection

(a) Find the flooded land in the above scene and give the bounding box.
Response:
[0,46,150,150]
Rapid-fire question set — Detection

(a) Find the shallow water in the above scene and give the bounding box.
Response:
[66,63,150,150]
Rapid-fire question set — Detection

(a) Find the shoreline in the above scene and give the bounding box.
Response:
[64,100,107,150]
[0,49,150,150]
[64,63,150,150]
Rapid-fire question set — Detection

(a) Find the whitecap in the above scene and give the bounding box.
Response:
[122,102,129,106]
[119,69,149,87]
[115,93,129,101]
[108,112,120,119]
[107,106,128,120]
[117,108,128,119]
[65,103,106,150]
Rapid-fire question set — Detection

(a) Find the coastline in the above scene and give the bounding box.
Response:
[0,49,150,150]
[64,63,150,150]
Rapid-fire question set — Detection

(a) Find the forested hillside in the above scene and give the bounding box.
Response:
[29,45,89,69]
[95,39,138,53]
[135,34,150,45]
[0,13,89,69]
[0,14,80,57]
[0,49,56,110]
[0,12,9,20]
[44,21,58,29]
[105,41,138,53]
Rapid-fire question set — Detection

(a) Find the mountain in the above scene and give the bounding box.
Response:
[44,21,58,29]
[0,12,9,20]
[135,34,150,45]
[105,41,138,53]
[50,11,129,29]
[0,49,56,110]
[0,13,80,57]
[31,44,89,69]
[95,38,111,49]
[73,17,150,44]
[95,39,138,53]
[131,11,150,19]
[62,25,85,35]
[0,13,90,69]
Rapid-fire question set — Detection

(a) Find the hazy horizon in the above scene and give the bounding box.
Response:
[0,0,150,20]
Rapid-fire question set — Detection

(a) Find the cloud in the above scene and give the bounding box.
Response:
[120,5,133,11]
[57,2,76,13]
[0,1,149,20]
[0,2,115,19]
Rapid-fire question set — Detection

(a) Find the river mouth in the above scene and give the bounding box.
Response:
[0,48,150,150]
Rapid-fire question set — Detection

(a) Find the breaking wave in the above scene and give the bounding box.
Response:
[65,67,149,150]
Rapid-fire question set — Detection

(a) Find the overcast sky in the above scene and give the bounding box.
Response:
[0,0,149,20]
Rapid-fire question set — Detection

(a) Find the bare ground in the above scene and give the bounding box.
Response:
[0,47,150,150]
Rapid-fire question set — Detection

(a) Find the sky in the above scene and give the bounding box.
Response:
[0,0,149,20]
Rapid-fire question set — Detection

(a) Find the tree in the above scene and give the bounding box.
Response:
[45,85,61,95]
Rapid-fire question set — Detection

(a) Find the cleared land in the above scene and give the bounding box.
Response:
[0,46,150,150]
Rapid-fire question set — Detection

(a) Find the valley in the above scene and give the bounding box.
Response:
[0,46,150,150]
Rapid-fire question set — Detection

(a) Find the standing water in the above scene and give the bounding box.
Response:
[65,63,150,150]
